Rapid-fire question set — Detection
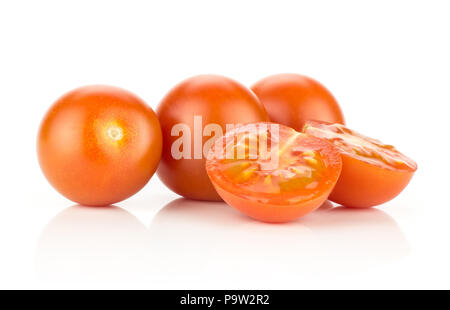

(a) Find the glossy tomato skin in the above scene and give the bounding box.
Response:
[303,120,417,208]
[251,74,345,131]
[213,184,335,223]
[329,155,414,208]
[37,85,162,206]
[206,123,343,223]
[157,75,269,201]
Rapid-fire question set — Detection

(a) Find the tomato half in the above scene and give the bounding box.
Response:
[206,123,342,223]
[251,74,345,131]
[303,120,417,208]
[37,85,162,206]
[157,75,269,201]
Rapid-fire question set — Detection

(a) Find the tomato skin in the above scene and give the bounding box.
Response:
[37,85,162,206]
[206,123,342,223]
[251,74,345,131]
[213,183,335,223]
[157,75,269,201]
[303,120,417,208]
[329,155,414,208]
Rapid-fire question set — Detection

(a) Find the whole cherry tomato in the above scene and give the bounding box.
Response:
[206,122,342,222]
[251,73,345,131]
[157,75,269,201]
[37,85,162,206]
[303,120,417,208]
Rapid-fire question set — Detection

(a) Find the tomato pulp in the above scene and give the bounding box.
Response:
[303,120,417,208]
[37,85,162,206]
[157,75,269,201]
[206,123,342,223]
[251,73,345,131]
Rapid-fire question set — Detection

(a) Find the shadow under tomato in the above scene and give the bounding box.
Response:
[147,198,410,280]
[36,199,411,286]
[146,198,245,276]
[35,205,149,285]
[304,206,411,268]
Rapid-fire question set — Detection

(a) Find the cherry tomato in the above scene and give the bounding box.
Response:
[303,120,417,208]
[206,123,342,222]
[37,85,162,206]
[157,75,269,201]
[251,74,345,131]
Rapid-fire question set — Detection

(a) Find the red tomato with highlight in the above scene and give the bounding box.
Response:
[157,75,269,201]
[303,120,417,208]
[251,74,345,131]
[37,85,162,206]
[206,123,342,222]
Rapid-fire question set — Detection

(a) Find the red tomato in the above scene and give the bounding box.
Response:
[251,74,345,131]
[206,123,342,222]
[303,120,417,208]
[157,75,269,201]
[37,85,162,206]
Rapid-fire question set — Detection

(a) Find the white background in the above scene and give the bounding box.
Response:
[0,0,448,289]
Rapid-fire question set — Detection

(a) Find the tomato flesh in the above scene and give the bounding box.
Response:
[206,123,342,223]
[303,120,417,208]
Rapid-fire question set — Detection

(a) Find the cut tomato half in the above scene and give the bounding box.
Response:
[303,120,417,208]
[206,122,342,223]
